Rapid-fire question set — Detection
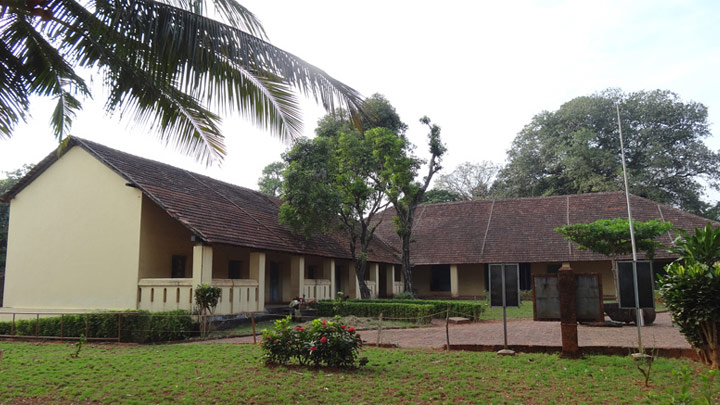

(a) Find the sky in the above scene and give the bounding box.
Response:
[1,0,719,201]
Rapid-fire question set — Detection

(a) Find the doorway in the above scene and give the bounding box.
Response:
[269,262,280,303]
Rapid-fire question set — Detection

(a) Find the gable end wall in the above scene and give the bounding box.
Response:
[3,147,143,310]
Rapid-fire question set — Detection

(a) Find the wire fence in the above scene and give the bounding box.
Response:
[0,305,480,348]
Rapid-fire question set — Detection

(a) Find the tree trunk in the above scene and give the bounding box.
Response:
[355,257,372,299]
[401,233,414,295]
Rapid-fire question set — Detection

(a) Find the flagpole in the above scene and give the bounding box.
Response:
[616,104,644,353]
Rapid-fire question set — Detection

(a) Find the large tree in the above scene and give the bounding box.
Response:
[0,0,362,164]
[493,89,720,216]
[257,161,285,197]
[280,94,410,299]
[376,116,445,295]
[434,161,499,200]
[280,129,399,299]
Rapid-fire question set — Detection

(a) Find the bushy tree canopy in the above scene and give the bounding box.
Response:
[493,89,720,216]
[257,161,286,197]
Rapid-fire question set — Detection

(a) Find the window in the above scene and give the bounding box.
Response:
[307,265,318,280]
[394,267,401,282]
[228,260,243,279]
[171,255,186,278]
[519,263,532,291]
[430,265,451,292]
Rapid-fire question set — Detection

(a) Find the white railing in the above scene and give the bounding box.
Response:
[393,281,404,296]
[137,278,194,312]
[212,279,260,314]
[138,278,260,314]
[304,279,331,301]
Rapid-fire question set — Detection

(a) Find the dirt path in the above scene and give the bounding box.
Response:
[202,312,690,350]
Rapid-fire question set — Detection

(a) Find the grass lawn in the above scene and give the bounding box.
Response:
[481,301,535,320]
[1,341,716,403]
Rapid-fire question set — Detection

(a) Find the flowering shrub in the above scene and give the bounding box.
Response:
[261,316,363,368]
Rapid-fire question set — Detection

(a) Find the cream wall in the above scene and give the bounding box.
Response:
[457,264,485,296]
[137,195,193,279]
[3,147,143,310]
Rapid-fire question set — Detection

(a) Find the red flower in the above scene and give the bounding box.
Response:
[322,320,327,324]
[320,336,327,343]
[348,327,355,332]
[273,340,278,344]
[295,326,305,332]
[340,325,346,329]
[310,346,317,351]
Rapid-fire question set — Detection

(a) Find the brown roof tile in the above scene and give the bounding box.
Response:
[373,193,718,265]
[2,138,400,263]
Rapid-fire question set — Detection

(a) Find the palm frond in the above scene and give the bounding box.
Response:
[0,27,29,138]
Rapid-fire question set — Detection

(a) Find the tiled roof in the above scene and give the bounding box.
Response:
[1,137,400,264]
[373,192,717,265]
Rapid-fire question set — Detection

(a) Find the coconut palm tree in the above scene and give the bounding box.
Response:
[0,0,362,164]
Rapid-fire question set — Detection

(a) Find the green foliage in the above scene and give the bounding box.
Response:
[0,310,195,343]
[393,291,417,299]
[0,1,362,164]
[421,189,463,204]
[645,365,718,404]
[280,95,411,298]
[194,284,222,314]
[670,223,720,266]
[556,218,673,259]
[261,316,363,368]
[314,301,435,324]
[257,161,286,197]
[346,298,486,321]
[658,262,720,368]
[493,89,720,216]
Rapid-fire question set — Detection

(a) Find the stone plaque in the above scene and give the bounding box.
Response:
[533,273,603,322]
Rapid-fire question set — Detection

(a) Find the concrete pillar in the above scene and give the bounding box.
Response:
[249,252,266,311]
[558,262,579,357]
[192,244,213,288]
[450,264,459,298]
[290,256,305,299]
[370,263,380,298]
[324,259,336,298]
[353,266,361,299]
[386,265,395,297]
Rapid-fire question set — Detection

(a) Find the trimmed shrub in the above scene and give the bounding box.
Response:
[261,316,363,368]
[0,310,196,343]
[314,301,435,323]
[658,262,720,369]
[320,298,486,321]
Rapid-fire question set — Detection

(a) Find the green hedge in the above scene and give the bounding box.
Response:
[352,299,487,321]
[0,310,196,343]
[314,301,435,324]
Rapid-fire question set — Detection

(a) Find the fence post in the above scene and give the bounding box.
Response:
[117,314,122,342]
[445,304,450,351]
[60,314,64,341]
[11,313,15,336]
[251,312,257,344]
[85,314,89,339]
[376,313,383,347]
[35,314,39,337]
